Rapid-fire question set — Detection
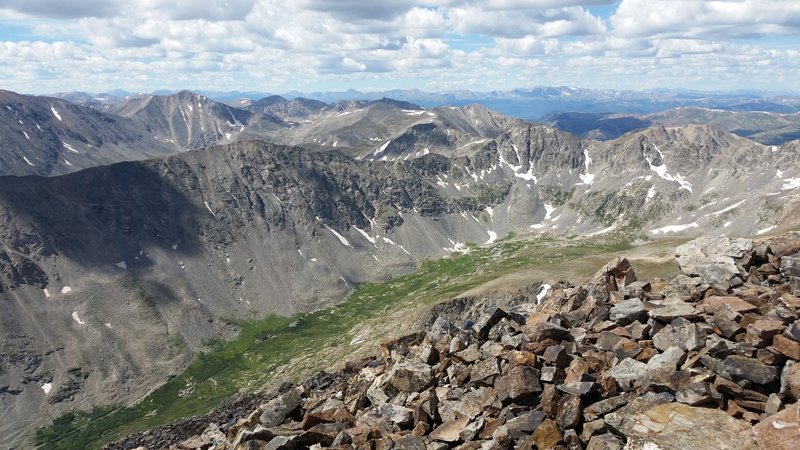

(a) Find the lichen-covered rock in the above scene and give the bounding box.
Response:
[623,403,757,450]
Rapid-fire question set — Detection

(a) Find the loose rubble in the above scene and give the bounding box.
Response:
[112,232,800,450]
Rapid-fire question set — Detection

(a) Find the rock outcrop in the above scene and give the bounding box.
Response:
[110,232,800,450]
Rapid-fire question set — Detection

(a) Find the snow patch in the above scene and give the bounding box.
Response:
[757,225,776,235]
[23,131,29,140]
[353,226,376,245]
[383,237,412,255]
[204,201,216,217]
[72,311,85,325]
[42,382,52,394]
[324,225,352,247]
[51,106,62,121]
[62,142,79,153]
[23,156,35,166]
[646,186,656,202]
[464,166,479,182]
[485,231,498,245]
[115,261,127,269]
[105,323,113,329]
[711,199,746,216]
[697,201,718,212]
[43,288,50,298]
[64,159,73,166]
[782,177,800,190]
[373,141,390,156]
[444,239,469,254]
[644,144,692,192]
[723,221,732,228]
[649,223,699,234]
[514,166,537,182]
[578,148,595,186]
[61,286,72,294]
[458,139,489,150]
[544,204,555,221]
[536,284,551,305]
[588,224,617,236]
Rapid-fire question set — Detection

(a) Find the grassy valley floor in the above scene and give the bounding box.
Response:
[35,233,682,449]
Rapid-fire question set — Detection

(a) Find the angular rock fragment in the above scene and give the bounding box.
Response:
[585,433,623,450]
[752,402,800,450]
[386,360,433,393]
[260,387,304,427]
[724,355,780,384]
[532,419,562,450]
[604,358,648,391]
[494,366,541,402]
[429,416,471,442]
[648,302,700,321]
[609,298,646,325]
[703,296,759,314]
[505,410,546,439]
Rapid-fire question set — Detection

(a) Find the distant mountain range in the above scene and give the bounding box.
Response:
[5,87,799,178]
[49,86,800,120]
[544,107,800,145]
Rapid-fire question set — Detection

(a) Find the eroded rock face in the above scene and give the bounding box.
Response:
[109,233,800,450]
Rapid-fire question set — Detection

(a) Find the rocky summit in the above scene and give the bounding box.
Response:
[108,232,800,450]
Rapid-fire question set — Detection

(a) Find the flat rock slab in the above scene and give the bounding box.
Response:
[430,416,471,442]
[702,296,758,314]
[675,236,752,283]
[649,303,700,321]
[752,402,800,450]
[623,403,757,450]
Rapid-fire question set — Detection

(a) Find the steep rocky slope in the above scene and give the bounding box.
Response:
[109,232,800,450]
[2,122,800,448]
[270,102,523,160]
[0,90,175,176]
[110,91,261,151]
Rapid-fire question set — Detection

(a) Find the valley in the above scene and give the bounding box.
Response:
[34,233,682,449]
[1,88,799,449]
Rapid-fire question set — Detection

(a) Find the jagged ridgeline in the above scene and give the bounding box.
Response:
[1,90,800,449]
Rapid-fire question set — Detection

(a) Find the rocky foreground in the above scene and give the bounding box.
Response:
[114,233,800,450]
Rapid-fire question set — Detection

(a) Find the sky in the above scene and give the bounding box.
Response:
[1,0,799,95]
